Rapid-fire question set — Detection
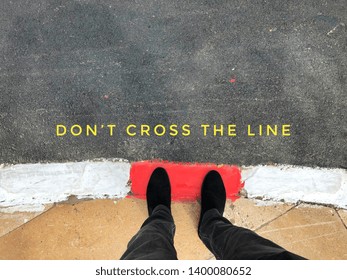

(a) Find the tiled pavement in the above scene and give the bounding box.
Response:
[0,198,346,259]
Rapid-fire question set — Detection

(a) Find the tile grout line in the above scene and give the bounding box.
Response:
[253,203,299,232]
[335,209,347,230]
[0,204,57,239]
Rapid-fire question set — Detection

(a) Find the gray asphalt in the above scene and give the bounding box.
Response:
[0,0,346,168]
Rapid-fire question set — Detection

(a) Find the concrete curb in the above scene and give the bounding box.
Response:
[0,159,346,212]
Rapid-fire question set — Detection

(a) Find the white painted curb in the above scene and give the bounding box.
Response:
[0,159,130,212]
[242,165,347,209]
[0,160,346,212]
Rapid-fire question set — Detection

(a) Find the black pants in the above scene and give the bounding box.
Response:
[120,205,305,260]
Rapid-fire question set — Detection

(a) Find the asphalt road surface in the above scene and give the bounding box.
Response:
[0,0,346,168]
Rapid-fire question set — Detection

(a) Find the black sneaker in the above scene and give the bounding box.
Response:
[198,170,226,229]
[146,167,171,215]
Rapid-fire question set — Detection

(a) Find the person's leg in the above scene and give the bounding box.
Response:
[120,167,178,260]
[198,171,306,260]
[121,204,177,260]
[199,208,305,260]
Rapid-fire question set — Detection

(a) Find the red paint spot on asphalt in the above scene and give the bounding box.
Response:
[129,160,244,201]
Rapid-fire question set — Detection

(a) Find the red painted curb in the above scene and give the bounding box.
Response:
[129,160,244,201]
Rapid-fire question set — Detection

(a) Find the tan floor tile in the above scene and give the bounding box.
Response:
[0,198,210,260]
[256,204,347,259]
[172,201,212,259]
[338,210,347,228]
[0,205,53,238]
[0,199,135,259]
[1,198,346,260]
[0,212,41,237]
[223,198,294,230]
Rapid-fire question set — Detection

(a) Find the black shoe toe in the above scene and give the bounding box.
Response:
[146,167,171,215]
[199,170,226,229]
